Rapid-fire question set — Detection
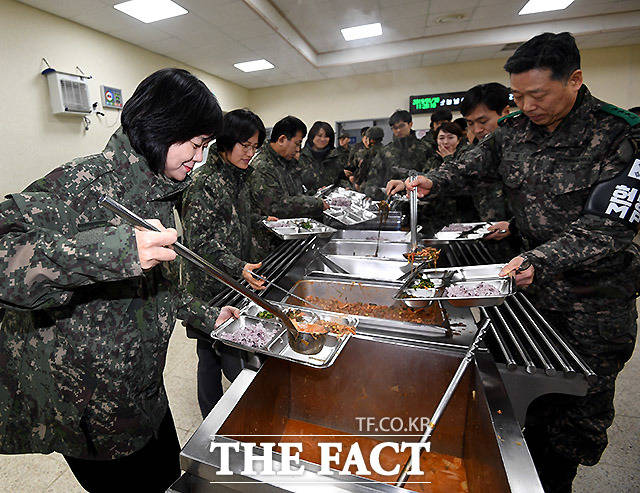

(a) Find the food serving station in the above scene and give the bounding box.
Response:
[166,190,594,493]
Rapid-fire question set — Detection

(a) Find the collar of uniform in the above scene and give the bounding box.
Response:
[214,152,254,182]
[265,142,293,168]
[102,128,191,202]
[392,130,418,149]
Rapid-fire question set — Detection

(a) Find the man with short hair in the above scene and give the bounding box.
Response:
[459,82,512,222]
[390,32,640,493]
[352,126,385,190]
[422,108,453,152]
[361,110,432,199]
[347,126,370,171]
[249,116,328,219]
[334,132,351,184]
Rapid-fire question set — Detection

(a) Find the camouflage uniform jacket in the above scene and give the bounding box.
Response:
[421,129,437,154]
[296,145,343,193]
[248,143,324,219]
[426,86,640,307]
[181,153,263,301]
[361,132,432,199]
[0,128,219,459]
[347,142,365,171]
[353,142,384,186]
[334,145,350,171]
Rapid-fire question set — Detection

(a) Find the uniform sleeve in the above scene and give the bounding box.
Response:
[249,165,324,219]
[425,133,502,197]
[525,130,639,283]
[181,179,246,304]
[0,197,142,311]
[361,152,388,200]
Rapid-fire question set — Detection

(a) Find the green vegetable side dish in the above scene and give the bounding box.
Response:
[413,274,435,289]
[296,220,314,230]
[257,310,275,319]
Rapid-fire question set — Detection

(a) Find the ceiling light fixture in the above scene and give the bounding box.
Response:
[518,0,575,15]
[234,59,275,72]
[114,0,188,23]
[341,23,383,41]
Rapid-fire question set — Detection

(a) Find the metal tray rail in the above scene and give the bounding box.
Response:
[447,241,596,383]
[212,301,357,368]
[262,218,336,240]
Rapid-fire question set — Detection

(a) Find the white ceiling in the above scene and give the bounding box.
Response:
[17,0,640,89]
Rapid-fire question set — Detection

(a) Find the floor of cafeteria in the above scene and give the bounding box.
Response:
[1,311,639,492]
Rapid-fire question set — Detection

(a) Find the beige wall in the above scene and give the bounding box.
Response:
[0,0,249,197]
[249,44,640,132]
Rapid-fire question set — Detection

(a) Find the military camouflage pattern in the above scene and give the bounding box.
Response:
[296,145,344,193]
[347,141,365,171]
[248,142,324,219]
[352,142,384,187]
[425,86,639,468]
[361,131,433,199]
[333,144,350,173]
[181,152,264,301]
[421,129,437,154]
[0,128,220,459]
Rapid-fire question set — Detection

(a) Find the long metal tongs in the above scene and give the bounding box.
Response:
[98,196,299,338]
[409,172,418,253]
[395,316,491,488]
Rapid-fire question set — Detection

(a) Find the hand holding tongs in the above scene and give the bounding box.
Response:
[98,196,299,338]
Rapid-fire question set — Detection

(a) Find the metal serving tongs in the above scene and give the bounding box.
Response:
[395,316,491,488]
[98,196,299,341]
[409,172,418,253]
[249,271,326,312]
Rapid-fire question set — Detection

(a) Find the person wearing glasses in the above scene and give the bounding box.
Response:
[181,109,273,418]
[360,109,433,199]
[0,68,239,492]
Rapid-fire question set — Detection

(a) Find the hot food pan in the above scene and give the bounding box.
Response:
[262,218,336,240]
[394,264,515,308]
[212,301,357,368]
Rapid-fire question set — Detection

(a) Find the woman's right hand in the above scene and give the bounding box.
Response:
[405,176,433,198]
[135,219,178,270]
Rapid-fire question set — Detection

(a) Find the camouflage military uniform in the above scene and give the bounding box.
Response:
[248,142,324,219]
[334,145,350,172]
[347,141,365,171]
[352,142,384,187]
[0,128,220,460]
[296,145,343,193]
[182,152,264,300]
[425,86,639,491]
[421,129,437,154]
[361,131,432,199]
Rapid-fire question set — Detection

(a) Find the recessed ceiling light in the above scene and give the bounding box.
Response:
[114,0,188,24]
[341,23,383,41]
[234,59,275,72]
[518,0,575,15]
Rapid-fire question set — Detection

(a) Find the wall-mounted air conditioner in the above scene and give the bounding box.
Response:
[42,68,92,115]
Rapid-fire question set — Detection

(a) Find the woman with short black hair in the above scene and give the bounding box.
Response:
[181,108,273,418]
[296,120,343,192]
[0,67,236,492]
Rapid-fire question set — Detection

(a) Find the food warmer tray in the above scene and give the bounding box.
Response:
[262,218,336,240]
[213,301,357,369]
[435,222,493,241]
[394,264,516,308]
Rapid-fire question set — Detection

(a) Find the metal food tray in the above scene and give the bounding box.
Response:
[212,301,357,368]
[394,264,515,308]
[323,206,377,225]
[435,222,493,240]
[262,218,336,240]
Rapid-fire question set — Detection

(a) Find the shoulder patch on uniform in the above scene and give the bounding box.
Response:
[600,103,640,126]
[497,110,523,126]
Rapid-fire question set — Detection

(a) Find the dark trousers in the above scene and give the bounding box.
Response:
[523,300,637,493]
[63,407,181,493]
[196,338,224,419]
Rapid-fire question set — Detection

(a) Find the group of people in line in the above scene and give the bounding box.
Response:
[0,31,639,493]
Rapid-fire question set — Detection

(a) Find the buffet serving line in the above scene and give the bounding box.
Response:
[109,188,595,493]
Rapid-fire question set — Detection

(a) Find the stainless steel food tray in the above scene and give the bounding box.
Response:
[262,218,336,240]
[394,264,516,308]
[212,301,357,368]
[323,206,377,225]
[435,222,493,240]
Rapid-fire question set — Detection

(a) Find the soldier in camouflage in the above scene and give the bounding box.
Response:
[248,116,328,220]
[181,109,270,418]
[346,126,370,173]
[361,109,433,200]
[352,126,384,190]
[421,108,452,154]
[335,132,351,171]
[0,69,238,491]
[394,33,640,493]
[296,121,344,193]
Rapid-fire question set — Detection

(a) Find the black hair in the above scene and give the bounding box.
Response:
[216,109,266,153]
[389,109,412,126]
[360,126,370,136]
[629,107,640,116]
[435,121,464,140]
[430,108,452,124]
[270,116,307,143]
[460,82,510,116]
[453,117,467,131]
[307,121,335,151]
[504,32,581,81]
[121,68,222,174]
